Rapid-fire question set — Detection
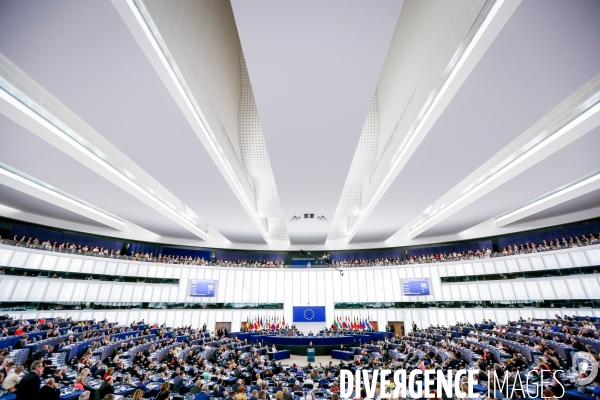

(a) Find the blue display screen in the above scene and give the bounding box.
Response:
[402,278,430,296]
[190,280,217,297]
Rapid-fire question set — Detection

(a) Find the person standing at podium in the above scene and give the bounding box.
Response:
[308,341,313,349]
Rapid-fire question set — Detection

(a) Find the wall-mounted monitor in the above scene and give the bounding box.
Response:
[189,279,217,297]
[402,278,430,296]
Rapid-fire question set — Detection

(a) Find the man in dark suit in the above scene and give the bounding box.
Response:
[173,371,185,394]
[232,378,243,394]
[135,375,149,393]
[194,384,211,400]
[39,378,61,400]
[211,384,225,398]
[282,387,294,400]
[98,376,115,399]
[16,360,44,400]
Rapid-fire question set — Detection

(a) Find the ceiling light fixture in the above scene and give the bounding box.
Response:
[0,162,125,230]
[496,168,600,225]
[346,0,507,242]
[410,96,600,236]
[122,0,270,241]
[0,75,207,240]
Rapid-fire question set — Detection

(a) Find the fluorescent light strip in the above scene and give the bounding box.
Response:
[0,78,206,239]
[125,0,269,240]
[410,98,600,233]
[497,169,600,223]
[0,162,125,228]
[347,0,503,241]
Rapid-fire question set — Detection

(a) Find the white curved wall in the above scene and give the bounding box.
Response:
[1,244,599,332]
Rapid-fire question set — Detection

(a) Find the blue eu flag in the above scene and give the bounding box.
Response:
[293,306,326,322]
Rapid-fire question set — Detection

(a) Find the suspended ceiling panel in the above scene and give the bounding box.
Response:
[232,0,403,245]
[353,0,600,243]
[422,127,600,237]
[0,114,197,240]
[0,0,264,244]
[0,184,107,228]
[511,187,600,225]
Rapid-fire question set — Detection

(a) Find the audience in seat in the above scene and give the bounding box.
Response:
[2,227,599,269]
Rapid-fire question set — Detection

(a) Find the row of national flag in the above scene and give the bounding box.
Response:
[332,315,374,330]
[246,315,286,331]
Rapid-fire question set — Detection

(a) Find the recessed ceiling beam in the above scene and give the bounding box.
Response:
[0,162,125,231]
[0,55,208,241]
[112,0,272,243]
[408,93,600,238]
[346,0,521,243]
[496,169,600,227]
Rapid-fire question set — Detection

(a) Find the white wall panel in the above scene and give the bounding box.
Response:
[552,280,571,298]
[473,263,484,276]
[566,279,586,299]
[68,258,82,273]
[110,284,123,302]
[489,283,503,300]
[463,263,474,276]
[0,249,14,265]
[455,264,465,276]
[468,284,480,301]
[374,269,386,303]
[556,253,574,268]
[506,259,519,273]
[512,281,528,300]
[81,260,94,274]
[242,271,252,303]
[530,257,545,270]
[307,271,317,304]
[8,252,28,268]
[517,258,532,271]
[104,262,117,276]
[58,282,75,302]
[477,283,490,300]
[538,280,556,300]
[28,280,49,301]
[0,279,16,301]
[128,263,139,276]
[500,282,515,299]
[178,268,190,303]
[525,281,541,300]
[542,255,559,269]
[12,280,33,301]
[485,261,498,274]
[267,271,277,303]
[441,284,452,301]
[570,251,590,267]
[276,270,285,303]
[581,277,600,298]
[315,271,325,306]
[585,249,600,264]
[116,263,129,277]
[44,281,62,301]
[96,284,112,302]
[381,269,394,302]
[389,268,401,300]
[147,265,157,278]
[24,253,43,269]
[233,270,243,303]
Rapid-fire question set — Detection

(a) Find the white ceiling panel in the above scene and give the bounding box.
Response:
[424,127,600,237]
[353,0,600,243]
[0,0,264,243]
[232,0,403,244]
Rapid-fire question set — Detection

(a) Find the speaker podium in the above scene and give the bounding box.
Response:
[307,348,315,362]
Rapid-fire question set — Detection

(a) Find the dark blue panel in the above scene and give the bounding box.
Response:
[402,278,430,296]
[293,306,326,322]
[190,279,217,297]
